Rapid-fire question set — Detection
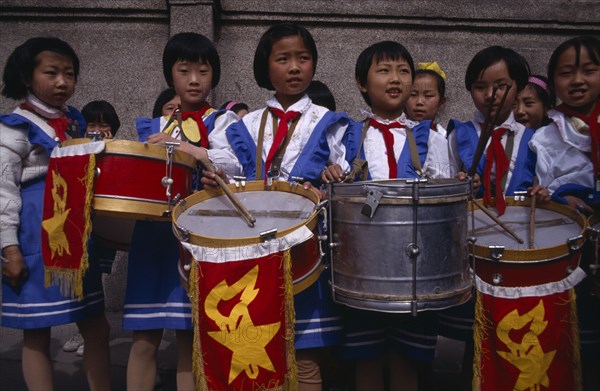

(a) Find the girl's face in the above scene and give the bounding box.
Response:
[406,73,443,122]
[29,51,75,109]
[513,84,546,129]
[358,56,412,120]
[171,60,212,112]
[470,60,517,126]
[162,95,181,116]
[86,117,113,139]
[268,35,314,110]
[553,46,600,115]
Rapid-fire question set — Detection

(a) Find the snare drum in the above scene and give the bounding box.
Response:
[63,138,195,249]
[328,178,471,313]
[471,199,587,287]
[173,180,324,295]
[584,213,600,297]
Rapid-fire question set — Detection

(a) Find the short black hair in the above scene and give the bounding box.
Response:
[414,69,446,99]
[162,32,220,88]
[219,100,249,114]
[82,100,120,136]
[547,36,600,97]
[465,46,530,92]
[2,37,80,100]
[253,23,318,90]
[306,80,336,111]
[152,88,178,118]
[355,41,415,107]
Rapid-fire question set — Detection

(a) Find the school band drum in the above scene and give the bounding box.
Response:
[0,24,598,391]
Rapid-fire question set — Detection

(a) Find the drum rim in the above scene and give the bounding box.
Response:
[471,198,587,262]
[62,138,197,169]
[172,180,320,247]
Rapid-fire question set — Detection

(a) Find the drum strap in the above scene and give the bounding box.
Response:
[405,126,423,177]
[500,130,515,191]
[345,120,370,182]
[255,109,301,180]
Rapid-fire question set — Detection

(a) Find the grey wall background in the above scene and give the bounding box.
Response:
[1,0,598,309]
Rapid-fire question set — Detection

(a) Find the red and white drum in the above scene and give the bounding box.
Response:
[63,138,195,249]
[173,180,324,295]
[471,198,587,287]
[584,213,600,297]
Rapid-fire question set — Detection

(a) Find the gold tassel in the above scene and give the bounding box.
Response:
[283,249,297,391]
[570,288,582,391]
[472,292,490,391]
[189,259,209,391]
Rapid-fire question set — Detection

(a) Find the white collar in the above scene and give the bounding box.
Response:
[266,94,311,114]
[25,94,68,119]
[474,110,519,133]
[360,109,417,127]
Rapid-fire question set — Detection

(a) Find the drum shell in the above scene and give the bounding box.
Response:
[63,138,195,249]
[174,181,324,295]
[584,213,600,297]
[329,179,471,313]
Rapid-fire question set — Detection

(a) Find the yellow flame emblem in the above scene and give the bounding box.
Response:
[205,265,280,384]
[496,300,556,390]
[42,170,71,258]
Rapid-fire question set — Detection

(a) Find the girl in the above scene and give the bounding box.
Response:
[513,74,554,129]
[152,87,180,118]
[203,23,352,390]
[406,61,448,137]
[127,32,238,391]
[528,36,600,391]
[82,100,121,139]
[322,41,450,391]
[0,37,110,391]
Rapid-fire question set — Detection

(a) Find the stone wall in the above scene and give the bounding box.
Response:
[1,0,597,309]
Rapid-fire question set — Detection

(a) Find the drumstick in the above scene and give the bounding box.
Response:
[529,176,538,249]
[468,83,499,177]
[198,159,256,228]
[472,197,524,244]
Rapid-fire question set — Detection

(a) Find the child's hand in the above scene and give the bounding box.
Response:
[146,132,179,145]
[302,181,327,201]
[200,167,227,189]
[2,245,29,288]
[564,195,593,215]
[528,184,551,204]
[321,164,345,183]
[456,171,481,194]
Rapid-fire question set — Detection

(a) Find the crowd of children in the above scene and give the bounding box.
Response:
[1,25,598,391]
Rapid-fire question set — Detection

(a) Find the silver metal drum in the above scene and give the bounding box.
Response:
[328,178,471,313]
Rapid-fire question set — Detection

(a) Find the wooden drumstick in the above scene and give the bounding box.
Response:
[472,197,524,244]
[199,159,256,228]
[529,176,538,249]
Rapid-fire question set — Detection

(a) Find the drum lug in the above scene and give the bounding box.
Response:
[405,243,421,258]
[513,191,527,202]
[54,137,63,147]
[492,273,503,285]
[233,176,247,188]
[173,224,189,242]
[489,245,504,261]
[361,188,383,218]
[87,131,103,141]
[259,228,278,242]
[290,176,304,188]
[314,200,328,211]
[567,235,583,252]
[161,176,174,188]
[94,167,101,177]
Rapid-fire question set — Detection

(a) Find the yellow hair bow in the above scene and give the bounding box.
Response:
[418,62,446,81]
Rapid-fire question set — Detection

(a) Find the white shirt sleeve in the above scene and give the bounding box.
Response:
[424,129,451,179]
[207,110,244,178]
[326,120,350,172]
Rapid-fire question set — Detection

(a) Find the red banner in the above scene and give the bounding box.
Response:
[42,142,100,299]
[473,288,581,391]
[189,250,296,390]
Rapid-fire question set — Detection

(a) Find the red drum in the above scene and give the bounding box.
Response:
[471,199,587,287]
[62,139,195,249]
[173,180,324,295]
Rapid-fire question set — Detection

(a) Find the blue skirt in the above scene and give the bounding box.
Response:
[122,221,192,330]
[2,180,104,329]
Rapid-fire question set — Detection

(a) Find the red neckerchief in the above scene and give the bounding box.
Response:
[265,107,301,177]
[21,102,70,141]
[483,127,509,216]
[180,103,212,148]
[369,119,403,179]
[556,99,600,180]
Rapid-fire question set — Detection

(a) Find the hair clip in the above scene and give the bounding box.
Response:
[418,62,446,80]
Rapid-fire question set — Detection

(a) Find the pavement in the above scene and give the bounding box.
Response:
[0,309,466,391]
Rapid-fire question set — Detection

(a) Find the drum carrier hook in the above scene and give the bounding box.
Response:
[162,141,181,217]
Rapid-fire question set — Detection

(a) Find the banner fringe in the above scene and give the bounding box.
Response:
[283,249,297,390]
[570,288,582,391]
